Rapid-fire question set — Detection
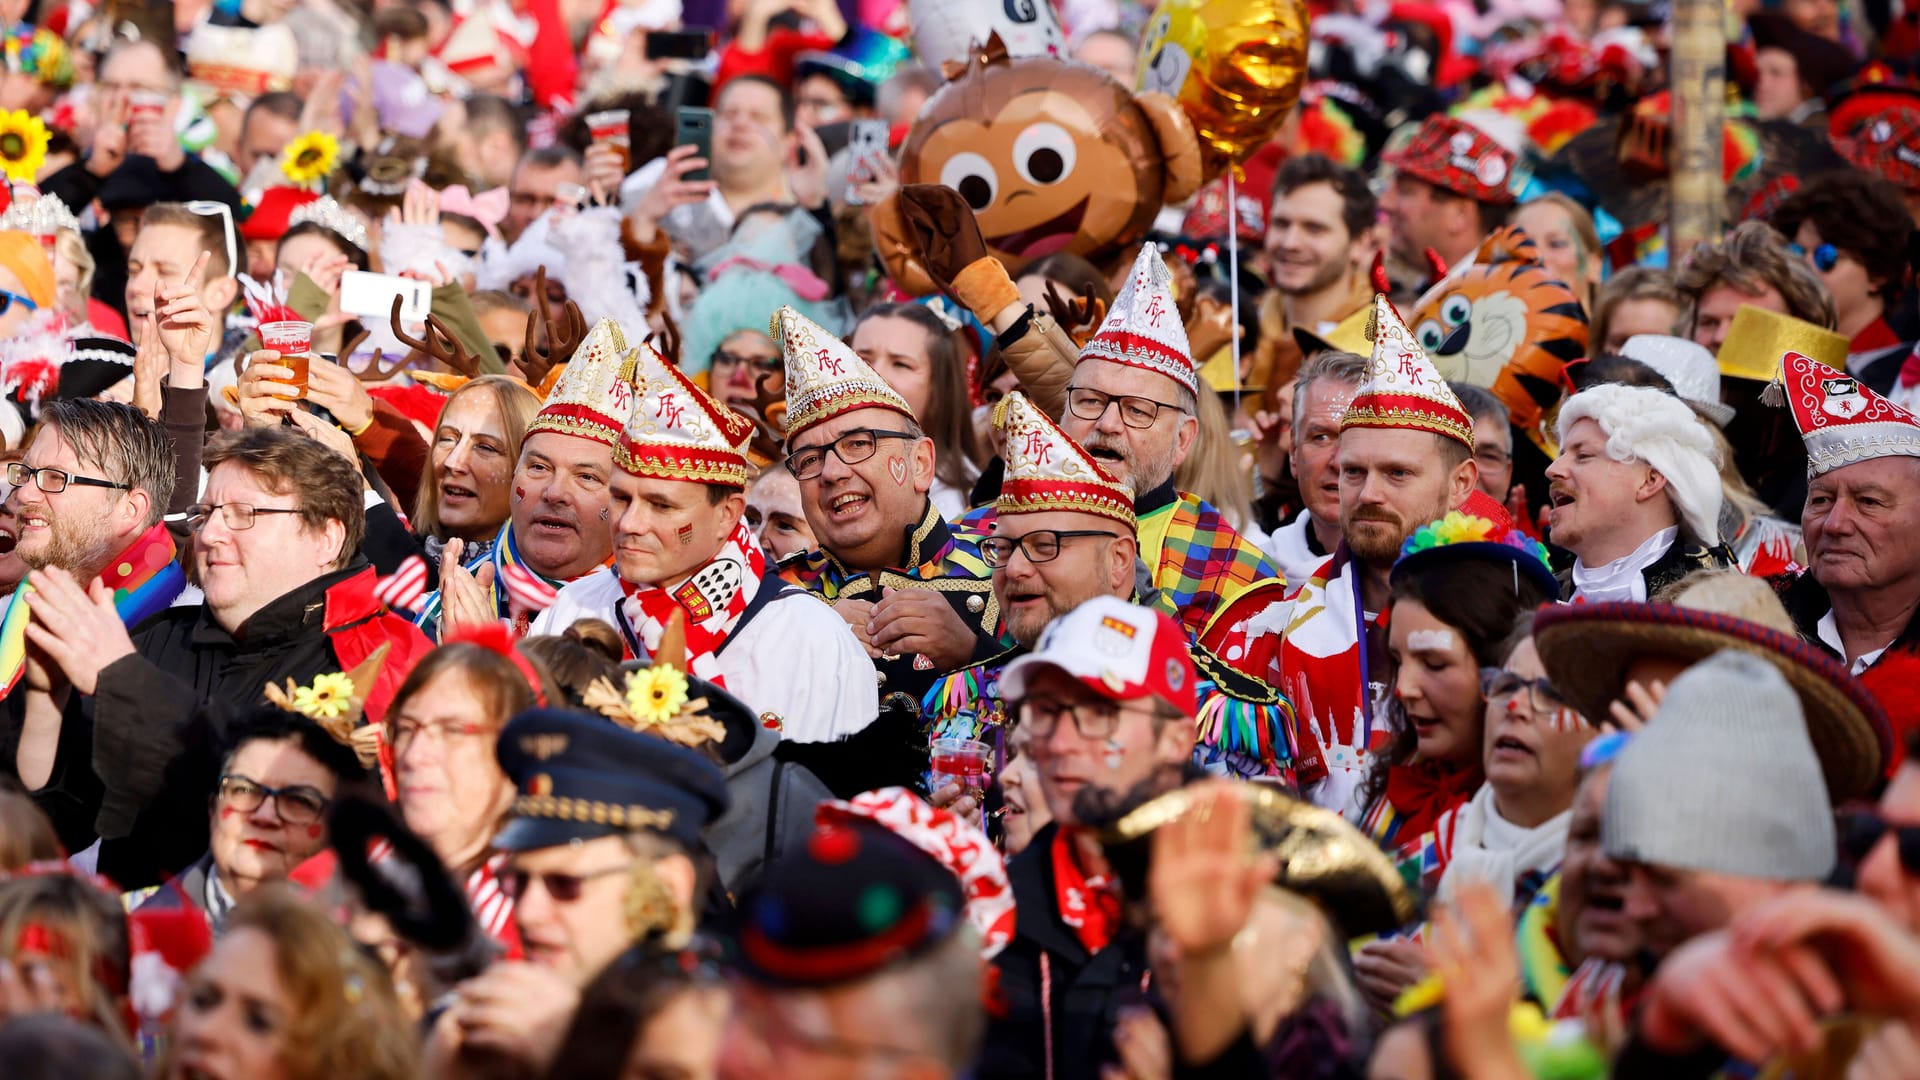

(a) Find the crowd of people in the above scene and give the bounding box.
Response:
[0,0,1915,1075]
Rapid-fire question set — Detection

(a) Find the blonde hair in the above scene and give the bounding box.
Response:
[0,872,131,1046]
[410,375,540,541]
[0,792,61,871]
[162,886,416,1080]
[1174,386,1255,533]
[53,229,93,302]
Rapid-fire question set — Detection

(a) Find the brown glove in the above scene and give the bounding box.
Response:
[868,192,938,297]
[895,184,991,295]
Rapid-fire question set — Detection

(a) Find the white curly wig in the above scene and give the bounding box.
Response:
[1555,383,1724,545]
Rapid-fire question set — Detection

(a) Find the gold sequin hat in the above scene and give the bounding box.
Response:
[772,305,915,440]
[1717,304,1849,383]
[526,318,642,447]
[617,340,757,487]
[1340,295,1474,450]
[995,391,1136,531]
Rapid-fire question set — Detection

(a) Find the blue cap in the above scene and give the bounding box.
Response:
[493,709,731,853]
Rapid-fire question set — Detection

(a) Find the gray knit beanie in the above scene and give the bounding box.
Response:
[1603,650,1835,881]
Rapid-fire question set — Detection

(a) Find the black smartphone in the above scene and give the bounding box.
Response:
[645,28,714,60]
[675,107,714,182]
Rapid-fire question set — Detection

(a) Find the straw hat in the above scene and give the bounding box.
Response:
[1532,601,1889,801]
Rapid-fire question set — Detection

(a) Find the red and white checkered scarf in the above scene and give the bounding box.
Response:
[618,520,766,686]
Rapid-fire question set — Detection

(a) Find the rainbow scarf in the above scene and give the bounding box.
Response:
[0,522,186,695]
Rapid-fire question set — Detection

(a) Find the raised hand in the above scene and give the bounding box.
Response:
[154,250,215,365]
[131,312,167,421]
[630,145,713,243]
[1149,781,1274,958]
[86,91,128,178]
[1429,881,1527,1078]
[23,566,137,696]
[788,123,831,211]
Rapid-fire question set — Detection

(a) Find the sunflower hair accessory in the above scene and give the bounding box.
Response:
[261,644,391,768]
[280,131,339,189]
[0,110,49,184]
[580,610,728,749]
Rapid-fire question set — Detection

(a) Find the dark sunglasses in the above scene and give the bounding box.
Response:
[1839,811,1920,873]
[499,862,630,902]
[1788,241,1841,273]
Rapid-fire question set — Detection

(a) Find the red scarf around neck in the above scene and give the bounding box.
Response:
[618,521,767,686]
[1051,828,1122,955]
[1383,760,1486,841]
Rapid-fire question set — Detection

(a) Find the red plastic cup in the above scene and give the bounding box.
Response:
[930,737,991,792]
[258,320,313,398]
[587,109,632,172]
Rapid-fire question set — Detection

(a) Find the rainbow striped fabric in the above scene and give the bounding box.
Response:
[0,522,186,696]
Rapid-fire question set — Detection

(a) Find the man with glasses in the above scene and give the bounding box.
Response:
[502,146,584,244]
[770,305,1003,797]
[15,426,430,889]
[126,707,368,931]
[921,393,1291,792]
[895,202,1285,672]
[977,596,1202,1080]
[533,338,875,748]
[41,40,242,319]
[424,706,729,1074]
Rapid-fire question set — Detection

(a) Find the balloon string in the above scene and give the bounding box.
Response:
[1227,169,1241,416]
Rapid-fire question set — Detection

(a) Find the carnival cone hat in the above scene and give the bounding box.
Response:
[773,305,915,440]
[1777,349,1920,477]
[1080,243,1197,396]
[527,318,642,446]
[995,390,1135,530]
[1341,295,1474,449]
[617,339,756,487]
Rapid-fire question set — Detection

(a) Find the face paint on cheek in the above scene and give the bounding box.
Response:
[887,455,908,487]
[305,823,324,841]
[1103,737,1124,772]
[678,523,694,544]
[1407,629,1456,653]
[513,486,527,502]
[600,508,610,521]
[217,805,239,820]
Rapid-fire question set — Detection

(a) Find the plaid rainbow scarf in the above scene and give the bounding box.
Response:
[0,522,186,696]
[1138,491,1280,642]
[783,499,994,599]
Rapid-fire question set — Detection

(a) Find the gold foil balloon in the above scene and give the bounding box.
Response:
[1137,0,1311,181]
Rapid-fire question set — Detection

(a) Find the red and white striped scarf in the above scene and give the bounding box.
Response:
[618,520,767,686]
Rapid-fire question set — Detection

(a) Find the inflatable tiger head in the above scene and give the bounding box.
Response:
[1407,226,1588,432]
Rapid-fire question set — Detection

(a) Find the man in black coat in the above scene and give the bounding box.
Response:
[977,598,1201,1080]
[14,427,431,888]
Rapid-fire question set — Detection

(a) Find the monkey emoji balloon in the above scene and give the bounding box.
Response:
[882,38,1204,293]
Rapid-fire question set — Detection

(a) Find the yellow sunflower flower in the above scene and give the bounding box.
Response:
[625,666,690,726]
[280,130,339,187]
[0,111,49,184]
[293,671,358,721]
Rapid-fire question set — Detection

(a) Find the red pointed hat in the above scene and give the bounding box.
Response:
[1341,295,1475,449]
[240,187,321,243]
[995,391,1136,530]
[617,339,757,487]
[1781,350,1920,477]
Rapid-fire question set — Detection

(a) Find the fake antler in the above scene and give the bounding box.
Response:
[648,308,683,367]
[740,371,788,464]
[1042,280,1106,341]
[390,295,484,379]
[343,324,408,383]
[520,267,587,386]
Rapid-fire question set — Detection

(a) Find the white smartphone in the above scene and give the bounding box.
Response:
[340,270,431,324]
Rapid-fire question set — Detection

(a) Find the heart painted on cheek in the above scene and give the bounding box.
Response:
[888,456,907,486]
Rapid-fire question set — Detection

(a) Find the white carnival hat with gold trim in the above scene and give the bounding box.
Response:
[772,305,915,440]
[617,339,757,487]
[526,317,642,446]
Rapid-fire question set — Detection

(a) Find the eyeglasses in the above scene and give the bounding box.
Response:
[1066,387,1186,430]
[390,715,493,748]
[0,289,37,317]
[1788,241,1841,274]
[6,461,130,494]
[500,862,632,903]
[1480,669,1570,715]
[185,501,305,532]
[1014,694,1144,741]
[784,429,917,481]
[980,529,1118,568]
[711,348,783,374]
[184,200,238,281]
[1839,811,1920,874]
[218,774,330,825]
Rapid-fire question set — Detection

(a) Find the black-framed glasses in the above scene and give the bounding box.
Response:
[1840,811,1920,873]
[501,862,632,903]
[1014,695,1138,741]
[185,502,305,532]
[711,348,783,374]
[980,529,1118,568]
[1480,668,1569,716]
[6,461,130,494]
[784,429,917,481]
[1789,241,1841,274]
[1066,387,1186,430]
[218,774,330,825]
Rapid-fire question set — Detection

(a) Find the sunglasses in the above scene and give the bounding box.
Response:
[0,289,36,317]
[184,200,237,279]
[1788,241,1841,274]
[1839,811,1920,873]
[500,861,630,902]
